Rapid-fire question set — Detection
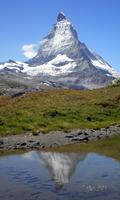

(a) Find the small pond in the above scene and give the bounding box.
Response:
[0,151,120,200]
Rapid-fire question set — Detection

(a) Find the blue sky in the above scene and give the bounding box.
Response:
[0,0,120,71]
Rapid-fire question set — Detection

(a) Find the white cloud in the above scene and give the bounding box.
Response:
[21,44,38,59]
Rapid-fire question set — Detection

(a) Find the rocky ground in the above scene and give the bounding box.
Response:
[0,125,120,151]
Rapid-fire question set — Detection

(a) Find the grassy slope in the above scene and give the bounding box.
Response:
[0,85,120,136]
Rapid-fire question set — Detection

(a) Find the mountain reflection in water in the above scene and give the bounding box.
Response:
[38,152,86,189]
[1,151,120,200]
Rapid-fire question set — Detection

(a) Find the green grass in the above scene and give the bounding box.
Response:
[0,85,120,136]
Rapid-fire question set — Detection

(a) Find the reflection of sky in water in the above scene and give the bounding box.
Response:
[0,151,120,200]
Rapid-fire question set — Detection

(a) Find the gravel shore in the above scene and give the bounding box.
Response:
[0,125,120,151]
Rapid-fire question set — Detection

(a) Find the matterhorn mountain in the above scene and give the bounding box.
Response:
[0,12,119,95]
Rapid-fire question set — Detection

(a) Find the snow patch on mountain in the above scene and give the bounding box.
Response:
[0,61,29,73]
[91,59,120,78]
[0,55,77,76]
[23,54,77,76]
[0,61,22,72]
[49,54,73,64]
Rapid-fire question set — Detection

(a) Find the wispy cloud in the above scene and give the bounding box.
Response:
[21,44,38,59]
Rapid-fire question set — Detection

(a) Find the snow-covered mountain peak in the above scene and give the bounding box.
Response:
[57,12,67,22]
[28,12,80,66]
[0,12,120,92]
[56,12,72,28]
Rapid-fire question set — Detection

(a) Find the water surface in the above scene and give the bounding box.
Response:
[0,151,120,200]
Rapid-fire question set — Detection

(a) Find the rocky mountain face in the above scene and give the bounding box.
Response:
[0,12,119,95]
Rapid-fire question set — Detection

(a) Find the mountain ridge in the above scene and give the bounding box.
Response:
[0,12,119,94]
